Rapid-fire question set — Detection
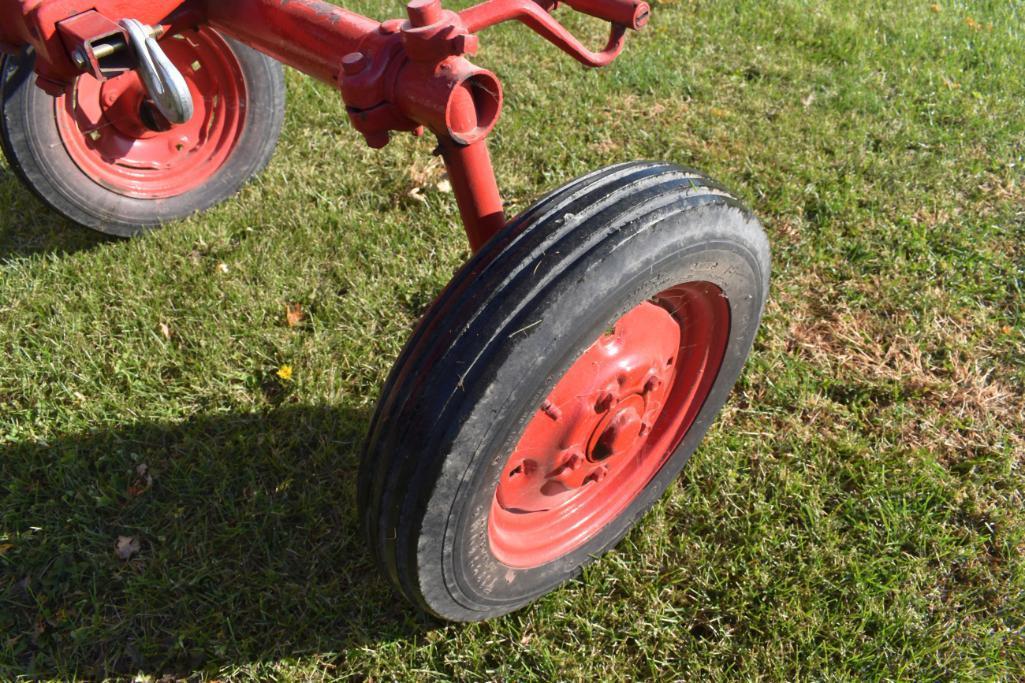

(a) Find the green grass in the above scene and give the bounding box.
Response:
[2,0,1024,679]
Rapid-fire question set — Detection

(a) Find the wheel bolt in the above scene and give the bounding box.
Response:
[549,452,581,478]
[509,459,536,478]
[595,391,615,413]
[540,400,561,421]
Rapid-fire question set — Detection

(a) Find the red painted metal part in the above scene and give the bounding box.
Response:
[489,283,731,568]
[437,136,506,252]
[205,0,378,87]
[54,27,247,198]
[459,0,631,68]
[0,0,184,89]
[0,0,650,247]
[53,10,123,81]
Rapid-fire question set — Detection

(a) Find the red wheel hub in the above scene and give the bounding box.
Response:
[54,29,247,199]
[489,282,730,568]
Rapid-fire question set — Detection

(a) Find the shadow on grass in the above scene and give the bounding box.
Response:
[0,165,113,262]
[0,405,434,678]
[0,51,115,262]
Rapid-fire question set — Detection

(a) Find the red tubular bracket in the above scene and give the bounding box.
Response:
[438,136,506,251]
[561,0,650,31]
[0,0,649,249]
[54,10,125,80]
[459,0,632,68]
[206,0,379,86]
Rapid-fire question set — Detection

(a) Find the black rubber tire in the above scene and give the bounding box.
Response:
[0,34,285,237]
[360,161,771,621]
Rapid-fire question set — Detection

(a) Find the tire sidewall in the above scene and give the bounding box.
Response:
[417,199,769,619]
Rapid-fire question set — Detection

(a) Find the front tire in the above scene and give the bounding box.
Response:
[360,162,771,621]
[0,28,285,236]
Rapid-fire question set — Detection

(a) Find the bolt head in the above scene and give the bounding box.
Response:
[341,52,366,76]
[454,33,479,56]
[407,0,442,27]
[594,390,616,413]
[644,376,663,393]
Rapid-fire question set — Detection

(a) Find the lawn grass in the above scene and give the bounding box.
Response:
[2,0,1024,679]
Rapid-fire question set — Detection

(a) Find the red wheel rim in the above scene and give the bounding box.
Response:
[488,282,731,568]
[54,28,247,199]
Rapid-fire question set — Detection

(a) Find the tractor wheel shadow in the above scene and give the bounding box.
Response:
[0,404,437,678]
[0,51,113,262]
[0,164,113,262]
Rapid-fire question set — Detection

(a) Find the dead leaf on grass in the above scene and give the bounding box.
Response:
[127,463,154,497]
[115,536,141,561]
[285,302,305,328]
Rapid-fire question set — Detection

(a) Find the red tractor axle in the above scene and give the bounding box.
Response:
[0,0,649,249]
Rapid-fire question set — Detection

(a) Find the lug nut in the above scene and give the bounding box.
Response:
[549,452,582,479]
[595,391,615,413]
[509,459,535,478]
